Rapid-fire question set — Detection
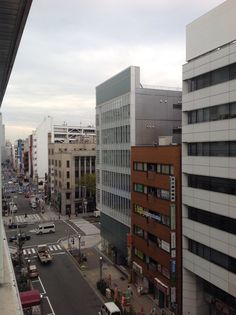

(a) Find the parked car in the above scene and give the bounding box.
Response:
[9,233,31,242]
[8,222,27,229]
[28,264,39,278]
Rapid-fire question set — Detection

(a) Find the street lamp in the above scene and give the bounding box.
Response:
[78,234,81,261]
[99,256,103,282]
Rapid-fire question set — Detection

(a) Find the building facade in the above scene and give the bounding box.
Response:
[96,66,181,264]
[182,1,236,314]
[48,135,96,215]
[131,144,181,315]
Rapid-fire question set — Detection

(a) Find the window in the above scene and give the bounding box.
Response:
[59,161,61,167]
[134,162,147,171]
[67,171,70,179]
[134,248,144,261]
[186,63,236,92]
[66,193,70,199]
[189,239,236,273]
[188,141,236,157]
[188,174,236,195]
[188,206,236,235]
[147,163,156,172]
[67,182,70,189]
[133,225,144,238]
[134,183,145,193]
[67,160,70,168]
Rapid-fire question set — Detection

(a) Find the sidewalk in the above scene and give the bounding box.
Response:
[62,241,160,315]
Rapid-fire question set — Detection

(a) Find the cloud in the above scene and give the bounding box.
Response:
[2,0,225,141]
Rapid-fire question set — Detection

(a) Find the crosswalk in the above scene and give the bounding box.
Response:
[15,214,42,224]
[23,244,63,257]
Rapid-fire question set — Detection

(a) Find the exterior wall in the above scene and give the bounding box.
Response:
[182,1,236,314]
[131,145,181,314]
[96,66,182,265]
[186,0,236,61]
[53,124,96,143]
[48,136,96,215]
[135,88,182,145]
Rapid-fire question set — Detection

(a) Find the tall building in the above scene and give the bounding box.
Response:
[182,1,236,314]
[131,143,181,314]
[96,66,181,264]
[48,134,96,215]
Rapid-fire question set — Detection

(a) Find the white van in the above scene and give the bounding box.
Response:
[99,302,121,315]
[36,223,55,235]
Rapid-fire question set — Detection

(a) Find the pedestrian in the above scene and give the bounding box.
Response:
[150,306,157,315]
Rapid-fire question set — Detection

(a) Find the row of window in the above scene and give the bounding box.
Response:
[102,125,130,144]
[102,191,130,216]
[49,159,70,168]
[189,239,236,273]
[74,157,95,168]
[133,248,170,279]
[133,204,170,227]
[101,150,130,168]
[186,62,236,92]
[133,162,174,175]
[133,225,170,253]
[188,102,236,124]
[102,170,130,192]
[134,183,170,201]
[188,174,236,195]
[188,141,236,157]
[188,206,236,235]
[101,103,130,124]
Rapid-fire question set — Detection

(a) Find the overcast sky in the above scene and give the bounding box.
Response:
[2,0,225,142]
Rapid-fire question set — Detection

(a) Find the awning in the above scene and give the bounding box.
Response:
[154,277,169,295]
[20,289,41,308]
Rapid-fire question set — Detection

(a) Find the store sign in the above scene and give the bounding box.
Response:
[169,176,176,202]
[171,249,176,258]
[154,277,169,295]
[132,261,143,275]
[170,204,176,230]
[171,232,176,249]
[135,205,161,222]
[171,287,176,303]
[161,240,170,253]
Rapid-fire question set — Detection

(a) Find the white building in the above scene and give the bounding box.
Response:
[33,117,96,184]
[182,1,236,314]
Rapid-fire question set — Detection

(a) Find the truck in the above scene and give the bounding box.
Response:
[37,244,52,264]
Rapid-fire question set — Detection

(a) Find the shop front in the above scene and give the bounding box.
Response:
[154,277,169,309]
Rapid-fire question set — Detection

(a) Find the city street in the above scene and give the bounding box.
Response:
[31,253,102,315]
[3,180,103,315]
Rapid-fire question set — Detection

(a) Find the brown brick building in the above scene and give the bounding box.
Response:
[131,145,181,314]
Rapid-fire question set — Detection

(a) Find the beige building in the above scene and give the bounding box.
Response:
[48,135,96,215]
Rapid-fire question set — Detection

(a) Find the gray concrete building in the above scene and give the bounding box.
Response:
[182,1,236,314]
[96,66,181,264]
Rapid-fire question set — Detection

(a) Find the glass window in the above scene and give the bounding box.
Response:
[230,63,236,80]
[230,102,236,118]
[211,66,229,85]
[67,160,70,168]
[230,142,236,156]
[161,165,170,174]
[134,183,144,193]
[148,163,156,172]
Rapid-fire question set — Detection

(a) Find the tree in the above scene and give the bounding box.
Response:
[79,173,96,196]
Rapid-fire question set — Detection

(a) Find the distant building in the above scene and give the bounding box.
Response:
[32,117,95,187]
[48,134,96,215]
[131,143,181,314]
[182,1,236,314]
[96,66,181,264]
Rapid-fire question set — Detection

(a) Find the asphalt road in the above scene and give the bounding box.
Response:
[33,253,102,315]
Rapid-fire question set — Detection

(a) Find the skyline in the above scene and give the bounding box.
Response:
[1,0,225,142]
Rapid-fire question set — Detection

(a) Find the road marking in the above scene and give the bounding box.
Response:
[23,249,27,255]
[38,276,46,294]
[43,296,56,315]
[52,245,57,251]
[48,245,53,251]
[52,252,66,256]
[31,248,36,254]
[56,244,61,250]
